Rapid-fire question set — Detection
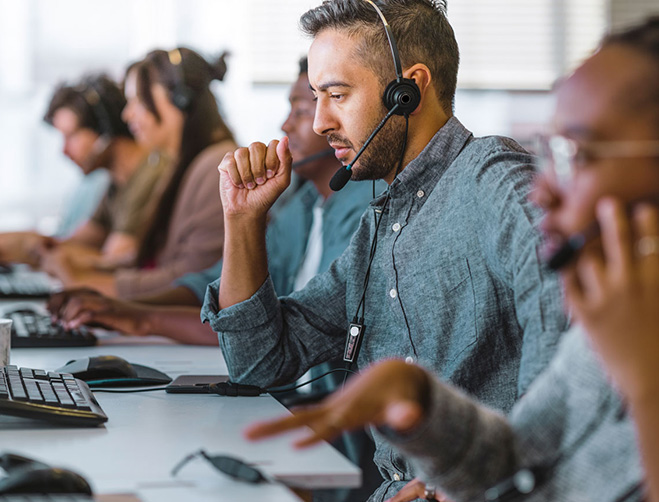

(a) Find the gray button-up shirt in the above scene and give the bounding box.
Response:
[202,117,568,499]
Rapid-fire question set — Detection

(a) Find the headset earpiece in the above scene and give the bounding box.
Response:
[168,49,194,112]
[170,85,194,111]
[77,80,115,137]
[383,77,421,116]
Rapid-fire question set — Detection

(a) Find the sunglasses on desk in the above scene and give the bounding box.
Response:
[171,449,268,484]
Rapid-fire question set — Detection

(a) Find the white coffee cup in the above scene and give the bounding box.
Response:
[0,318,11,367]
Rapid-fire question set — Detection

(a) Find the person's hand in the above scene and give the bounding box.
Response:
[0,231,50,267]
[39,245,74,282]
[244,359,430,448]
[48,288,149,334]
[47,288,100,319]
[385,477,452,502]
[563,198,659,402]
[218,137,292,219]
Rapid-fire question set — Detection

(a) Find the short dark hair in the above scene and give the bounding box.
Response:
[602,16,659,60]
[43,74,131,139]
[300,0,458,114]
[601,17,659,130]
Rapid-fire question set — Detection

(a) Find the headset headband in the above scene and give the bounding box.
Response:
[363,0,404,80]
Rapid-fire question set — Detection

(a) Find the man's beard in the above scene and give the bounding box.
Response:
[328,111,407,182]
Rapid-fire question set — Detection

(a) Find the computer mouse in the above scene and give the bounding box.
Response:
[55,355,172,387]
[0,466,93,495]
[56,355,137,381]
[0,452,49,472]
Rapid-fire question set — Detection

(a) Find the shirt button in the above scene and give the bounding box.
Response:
[392,222,401,232]
[405,356,415,364]
[416,190,425,198]
[393,473,401,481]
[389,289,397,298]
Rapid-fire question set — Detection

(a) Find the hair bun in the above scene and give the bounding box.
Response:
[210,51,230,82]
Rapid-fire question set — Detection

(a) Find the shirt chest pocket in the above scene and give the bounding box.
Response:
[415,257,479,359]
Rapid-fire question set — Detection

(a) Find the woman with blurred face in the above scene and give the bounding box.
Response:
[46,48,236,299]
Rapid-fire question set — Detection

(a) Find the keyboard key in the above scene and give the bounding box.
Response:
[52,382,75,407]
[24,379,44,402]
[33,369,49,379]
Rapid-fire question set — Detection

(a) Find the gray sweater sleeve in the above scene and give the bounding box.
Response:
[384,376,520,501]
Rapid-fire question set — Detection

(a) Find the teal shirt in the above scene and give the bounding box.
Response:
[175,179,382,302]
[56,169,111,238]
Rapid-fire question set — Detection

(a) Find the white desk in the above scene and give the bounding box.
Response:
[1,324,361,501]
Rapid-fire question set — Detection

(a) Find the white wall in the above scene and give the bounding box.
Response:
[0,0,596,233]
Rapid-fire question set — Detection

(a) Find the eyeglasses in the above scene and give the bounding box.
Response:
[171,449,267,483]
[535,134,659,186]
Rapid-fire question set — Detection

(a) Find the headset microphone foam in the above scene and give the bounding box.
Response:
[330,165,353,191]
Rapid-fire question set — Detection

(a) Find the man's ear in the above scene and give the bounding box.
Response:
[403,64,433,115]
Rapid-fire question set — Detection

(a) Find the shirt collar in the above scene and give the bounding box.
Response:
[371,116,473,206]
[298,182,321,209]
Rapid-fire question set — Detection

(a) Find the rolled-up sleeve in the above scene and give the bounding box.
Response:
[200,250,352,387]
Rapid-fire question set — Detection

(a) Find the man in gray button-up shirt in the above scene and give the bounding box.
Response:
[202,1,567,499]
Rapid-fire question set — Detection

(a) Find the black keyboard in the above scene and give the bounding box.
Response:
[0,496,93,501]
[0,267,53,299]
[0,366,108,426]
[5,309,97,348]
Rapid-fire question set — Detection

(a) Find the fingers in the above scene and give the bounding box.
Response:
[47,291,71,320]
[276,136,292,170]
[248,143,267,187]
[244,407,323,441]
[56,293,107,329]
[231,142,269,189]
[58,296,94,329]
[633,204,659,279]
[562,265,586,316]
[219,141,288,190]
[47,288,99,321]
[596,198,633,277]
[386,478,427,502]
[574,254,605,306]
[245,405,347,449]
[275,137,292,185]
[219,152,244,189]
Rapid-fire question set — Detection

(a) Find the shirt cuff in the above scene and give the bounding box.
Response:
[200,276,279,333]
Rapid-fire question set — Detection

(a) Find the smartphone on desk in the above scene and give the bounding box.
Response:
[165,375,230,394]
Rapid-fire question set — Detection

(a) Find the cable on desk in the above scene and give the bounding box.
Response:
[89,367,358,396]
[92,386,169,393]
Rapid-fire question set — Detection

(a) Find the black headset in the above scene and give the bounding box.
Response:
[342,0,421,367]
[76,79,116,138]
[365,0,421,116]
[167,48,195,111]
[329,0,421,191]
